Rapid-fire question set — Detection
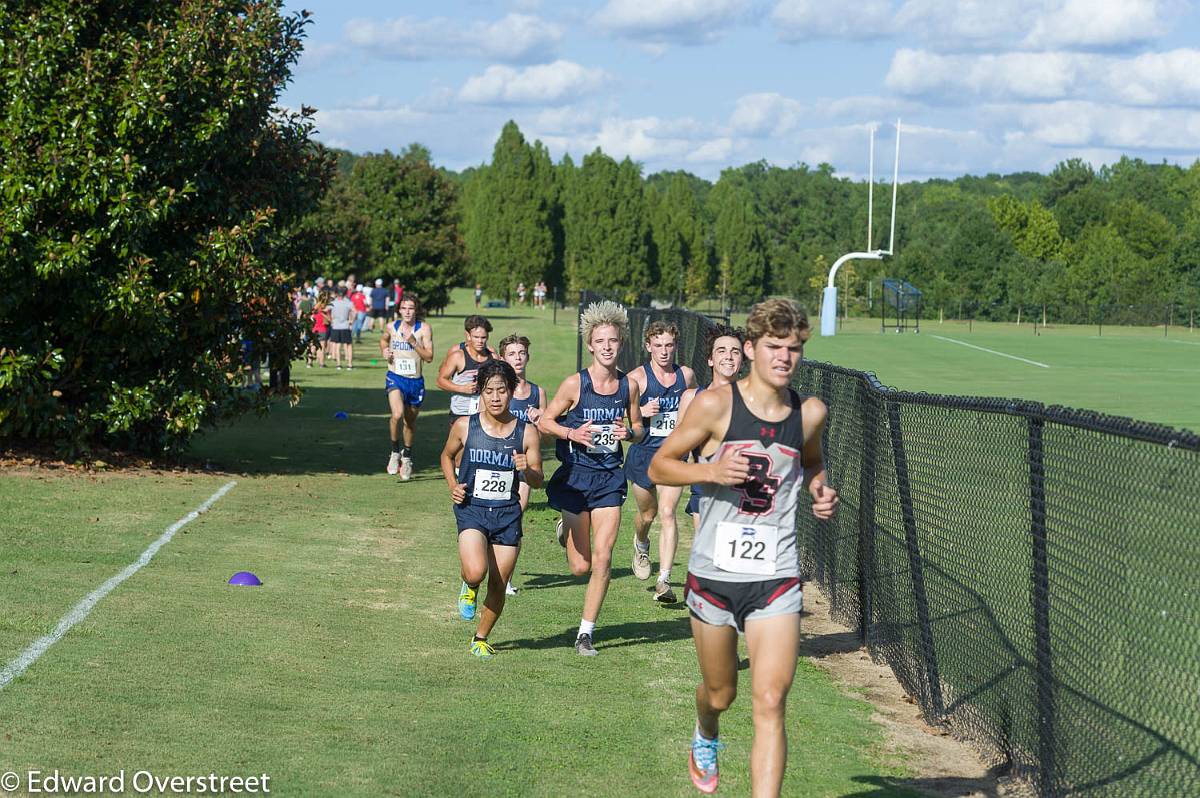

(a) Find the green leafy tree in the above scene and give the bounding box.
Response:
[562,150,651,299]
[0,1,330,454]
[648,173,711,300]
[350,147,466,312]
[709,179,769,301]
[461,121,557,298]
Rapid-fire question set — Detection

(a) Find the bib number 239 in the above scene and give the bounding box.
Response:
[587,425,618,454]
[713,522,778,576]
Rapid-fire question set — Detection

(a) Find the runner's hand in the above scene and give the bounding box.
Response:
[385,350,394,363]
[711,447,752,485]
[525,406,542,423]
[641,398,660,417]
[810,480,839,519]
[513,449,528,471]
[450,483,467,504]
[569,421,594,445]
[611,422,629,441]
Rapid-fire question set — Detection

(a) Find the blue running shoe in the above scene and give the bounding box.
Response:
[457,581,477,620]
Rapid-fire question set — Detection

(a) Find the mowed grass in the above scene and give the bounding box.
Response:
[806,316,1199,433]
[0,290,925,797]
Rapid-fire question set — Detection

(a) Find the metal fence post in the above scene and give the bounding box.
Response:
[576,289,584,371]
[1028,416,1057,794]
[857,385,879,642]
[886,398,945,719]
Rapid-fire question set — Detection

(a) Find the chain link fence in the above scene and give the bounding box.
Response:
[591,295,1200,796]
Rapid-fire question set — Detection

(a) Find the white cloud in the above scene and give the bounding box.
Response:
[999,101,1200,150]
[687,137,735,162]
[893,0,1044,47]
[312,103,431,144]
[344,13,561,63]
[458,61,611,106]
[593,0,751,45]
[886,48,1200,106]
[772,1,1183,50]
[772,0,893,41]
[730,93,806,137]
[1022,0,1174,48]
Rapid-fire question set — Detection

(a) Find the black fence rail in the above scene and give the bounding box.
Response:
[593,297,1200,796]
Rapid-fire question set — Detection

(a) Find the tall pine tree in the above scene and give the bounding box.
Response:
[563,149,651,300]
[709,178,768,301]
[462,121,557,298]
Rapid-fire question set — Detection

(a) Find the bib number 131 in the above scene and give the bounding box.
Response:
[713,522,778,576]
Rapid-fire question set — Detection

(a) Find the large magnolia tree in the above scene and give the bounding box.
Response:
[0,0,331,454]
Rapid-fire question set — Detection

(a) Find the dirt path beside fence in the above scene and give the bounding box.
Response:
[803,586,1034,798]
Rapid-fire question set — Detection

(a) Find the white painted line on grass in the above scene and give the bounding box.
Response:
[1164,338,1200,347]
[931,335,1051,369]
[0,480,237,691]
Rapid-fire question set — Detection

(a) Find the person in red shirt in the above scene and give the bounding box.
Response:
[351,287,368,343]
[308,299,329,368]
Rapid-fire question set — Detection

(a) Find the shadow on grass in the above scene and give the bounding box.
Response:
[841,770,1014,798]
[495,615,692,652]
[517,566,638,590]
[188,383,456,476]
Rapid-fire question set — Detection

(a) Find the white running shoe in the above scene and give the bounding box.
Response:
[556,517,567,548]
[387,452,401,475]
[400,456,413,481]
[505,582,518,596]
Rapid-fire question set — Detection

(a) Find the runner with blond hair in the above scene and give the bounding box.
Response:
[649,299,839,797]
[539,300,643,656]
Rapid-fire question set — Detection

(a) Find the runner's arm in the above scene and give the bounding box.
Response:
[649,390,748,487]
[681,365,697,389]
[624,379,644,441]
[519,423,544,489]
[801,397,839,518]
[414,326,434,363]
[436,349,470,394]
[440,418,468,503]
[379,325,392,360]
[537,374,592,445]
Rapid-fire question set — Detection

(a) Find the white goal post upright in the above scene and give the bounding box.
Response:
[820,120,902,336]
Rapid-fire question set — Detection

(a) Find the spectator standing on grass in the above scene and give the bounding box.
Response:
[393,279,404,317]
[474,282,483,309]
[517,282,527,306]
[370,278,389,333]
[351,285,368,343]
[309,297,328,368]
[330,286,355,370]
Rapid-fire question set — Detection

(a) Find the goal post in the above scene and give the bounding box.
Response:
[820,120,902,337]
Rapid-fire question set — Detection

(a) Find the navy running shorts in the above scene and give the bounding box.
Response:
[454,502,523,547]
[623,444,656,491]
[385,373,425,407]
[546,463,626,514]
[686,484,702,516]
[684,573,803,634]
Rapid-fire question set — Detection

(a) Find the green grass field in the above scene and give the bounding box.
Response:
[2,290,1194,796]
[2,291,922,798]
[784,316,1198,433]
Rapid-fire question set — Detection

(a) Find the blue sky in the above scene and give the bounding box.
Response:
[281,1,1200,181]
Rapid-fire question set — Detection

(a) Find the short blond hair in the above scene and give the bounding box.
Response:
[745,299,809,343]
[580,300,628,344]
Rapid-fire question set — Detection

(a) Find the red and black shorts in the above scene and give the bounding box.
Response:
[685,572,803,633]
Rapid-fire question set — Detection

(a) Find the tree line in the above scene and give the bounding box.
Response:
[313,121,1200,322]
